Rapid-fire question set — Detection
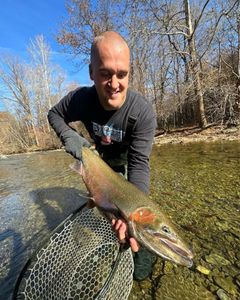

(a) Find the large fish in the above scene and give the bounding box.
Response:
[72,147,193,267]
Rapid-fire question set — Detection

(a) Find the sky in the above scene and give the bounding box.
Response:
[0,0,91,110]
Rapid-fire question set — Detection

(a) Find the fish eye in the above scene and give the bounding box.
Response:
[162,225,171,234]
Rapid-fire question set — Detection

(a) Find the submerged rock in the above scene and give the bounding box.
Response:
[129,280,152,300]
[235,274,240,288]
[196,265,211,275]
[154,274,215,300]
[205,254,231,266]
[216,289,231,300]
[213,276,238,296]
[151,259,164,281]
[215,221,230,231]
[163,261,175,274]
[234,261,240,269]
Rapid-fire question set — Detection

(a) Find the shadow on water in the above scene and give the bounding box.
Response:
[0,187,88,300]
[0,229,26,300]
[30,186,88,231]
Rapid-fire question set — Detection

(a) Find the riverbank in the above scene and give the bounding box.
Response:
[0,125,239,157]
[154,125,240,146]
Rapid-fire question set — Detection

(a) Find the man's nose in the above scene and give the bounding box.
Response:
[109,75,119,89]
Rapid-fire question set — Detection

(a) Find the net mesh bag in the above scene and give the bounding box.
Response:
[14,207,134,300]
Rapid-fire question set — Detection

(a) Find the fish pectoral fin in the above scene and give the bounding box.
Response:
[99,209,118,221]
[69,160,84,176]
[114,204,128,220]
[96,201,125,220]
[87,198,96,209]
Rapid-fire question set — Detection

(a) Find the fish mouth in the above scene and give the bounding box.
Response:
[160,238,194,267]
[161,237,193,259]
[137,229,193,267]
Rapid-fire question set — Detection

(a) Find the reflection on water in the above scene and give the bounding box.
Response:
[0,142,239,299]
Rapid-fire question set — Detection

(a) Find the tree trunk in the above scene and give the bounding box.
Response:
[184,0,208,128]
[236,1,240,121]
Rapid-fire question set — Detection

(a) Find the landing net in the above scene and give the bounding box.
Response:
[14,207,134,300]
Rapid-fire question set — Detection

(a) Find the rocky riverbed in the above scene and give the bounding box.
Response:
[128,139,240,300]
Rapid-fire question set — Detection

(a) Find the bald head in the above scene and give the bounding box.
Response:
[89,31,130,111]
[90,31,130,65]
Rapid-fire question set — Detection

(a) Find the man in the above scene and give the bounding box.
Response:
[48,31,157,280]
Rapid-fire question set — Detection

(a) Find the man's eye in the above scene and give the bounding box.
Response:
[118,72,127,79]
[100,71,110,78]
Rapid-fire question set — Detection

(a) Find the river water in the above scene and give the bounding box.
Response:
[0,141,239,299]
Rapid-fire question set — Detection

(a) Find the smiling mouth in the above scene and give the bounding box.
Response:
[108,90,119,95]
[106,92,121,101]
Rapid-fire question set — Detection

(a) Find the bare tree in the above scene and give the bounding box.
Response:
[0,36,73,152]
[27,35,67,133]
[56,0,121,64]
[183,0,208,127]
[204,0,240,125]
[56,0,240,129]
[0,55,39,146]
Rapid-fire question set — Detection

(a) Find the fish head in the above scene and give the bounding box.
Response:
[129,207,194,267]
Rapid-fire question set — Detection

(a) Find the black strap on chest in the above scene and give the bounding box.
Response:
[128,115,137,130]
[125,113,138,140]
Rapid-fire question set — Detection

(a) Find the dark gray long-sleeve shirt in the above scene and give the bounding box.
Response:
[48,86,156,194]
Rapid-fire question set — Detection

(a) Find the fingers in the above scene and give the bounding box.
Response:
[112,219,139,252]
[118,220,127,241]
[112,219,126,240]
[129,237,139,252]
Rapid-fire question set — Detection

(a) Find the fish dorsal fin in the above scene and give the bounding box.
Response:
[130,208,156,224]
[98,202,125,221]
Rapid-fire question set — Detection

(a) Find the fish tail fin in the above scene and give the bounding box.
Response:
[70,160,84,176]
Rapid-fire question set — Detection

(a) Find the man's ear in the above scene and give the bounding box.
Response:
[89,64,93,80]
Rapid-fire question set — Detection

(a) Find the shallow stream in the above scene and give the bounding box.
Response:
[0,141,239,299]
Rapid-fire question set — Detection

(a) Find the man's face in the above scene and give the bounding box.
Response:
[89,41,130,111]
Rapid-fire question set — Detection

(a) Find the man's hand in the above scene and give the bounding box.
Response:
[112,219,139,252]
[60,129,91,160]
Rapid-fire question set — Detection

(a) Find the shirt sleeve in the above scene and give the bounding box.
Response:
[127,103,156,194]
[47,88,83,138]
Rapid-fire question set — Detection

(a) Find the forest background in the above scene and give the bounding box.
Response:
[0,0,239,154]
